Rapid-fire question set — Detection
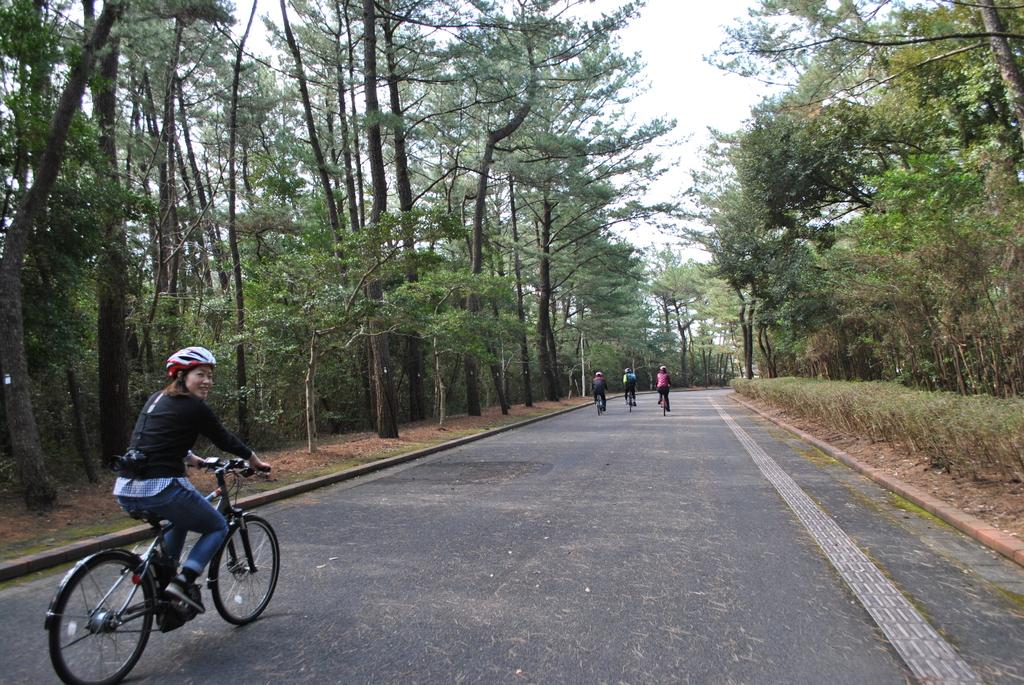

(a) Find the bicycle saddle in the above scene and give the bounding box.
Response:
[127,509,166,527]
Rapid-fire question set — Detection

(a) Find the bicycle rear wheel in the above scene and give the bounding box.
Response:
[46,549,154,685]
[209,513,279,625]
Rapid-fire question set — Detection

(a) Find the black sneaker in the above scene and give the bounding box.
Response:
[165,575,205,614]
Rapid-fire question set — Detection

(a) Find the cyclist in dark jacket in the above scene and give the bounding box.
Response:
[112,346,271,613]
[592,371,608,411]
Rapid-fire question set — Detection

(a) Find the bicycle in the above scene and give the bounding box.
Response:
[45,457,280,685]
[659,390,670,416]
[624,389,636,413]
[595,394,606,415]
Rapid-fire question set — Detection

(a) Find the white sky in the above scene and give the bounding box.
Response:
[595,0,771,254]
[238,0,771,257]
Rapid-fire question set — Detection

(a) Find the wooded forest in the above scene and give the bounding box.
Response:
[2,0,1023,508]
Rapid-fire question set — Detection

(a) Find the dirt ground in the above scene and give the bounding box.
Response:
[2,393,1022,562]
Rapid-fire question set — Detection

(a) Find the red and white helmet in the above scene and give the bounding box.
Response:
[594,371,604,378]
[166,346,216,378]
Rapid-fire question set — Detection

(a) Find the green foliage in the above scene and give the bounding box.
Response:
[0,0,63,184]
[735,103,869,239]
[0,0,60,62]
[1,0,691,489]
[147,0,233,24]
[693,0,1024,396]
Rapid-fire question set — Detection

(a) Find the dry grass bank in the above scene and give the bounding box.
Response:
[732,378,1024,480]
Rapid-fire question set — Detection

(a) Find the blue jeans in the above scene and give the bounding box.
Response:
[118,482,228,577]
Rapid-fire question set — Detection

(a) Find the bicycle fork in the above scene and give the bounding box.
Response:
[218,512,260,578]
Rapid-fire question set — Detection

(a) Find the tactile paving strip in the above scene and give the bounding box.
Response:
[712,401,981,684]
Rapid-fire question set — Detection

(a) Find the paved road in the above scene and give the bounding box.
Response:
[4,389,1024,684]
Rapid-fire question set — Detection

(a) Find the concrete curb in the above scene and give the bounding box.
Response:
[730,393,1024,570]
[0,401,591,583]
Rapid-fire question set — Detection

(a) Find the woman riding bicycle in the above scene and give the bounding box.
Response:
[112,346,271,613]
[656,365,671,412]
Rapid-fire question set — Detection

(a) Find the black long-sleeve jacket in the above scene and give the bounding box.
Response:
[127,391,252,478]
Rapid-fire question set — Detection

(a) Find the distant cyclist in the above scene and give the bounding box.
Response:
[622,367,637,406]
[656,365,671,412]
[593,371,608,411]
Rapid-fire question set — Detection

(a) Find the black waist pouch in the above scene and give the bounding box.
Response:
[113,449,148,479]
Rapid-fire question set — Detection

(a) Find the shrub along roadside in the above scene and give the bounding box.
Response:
[731,378,1024,481]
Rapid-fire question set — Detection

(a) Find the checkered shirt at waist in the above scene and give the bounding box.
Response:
[112,476,196,498]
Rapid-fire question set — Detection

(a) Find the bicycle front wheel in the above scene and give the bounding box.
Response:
[209,514,279,625]
[46,549,154,685]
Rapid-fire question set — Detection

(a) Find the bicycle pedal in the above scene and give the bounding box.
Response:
[170,595,203,617]
[165,580,205,614]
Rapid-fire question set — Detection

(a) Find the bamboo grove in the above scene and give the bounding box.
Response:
[0,0,748,508]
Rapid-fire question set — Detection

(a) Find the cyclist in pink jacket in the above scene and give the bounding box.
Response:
[656,366,671,412]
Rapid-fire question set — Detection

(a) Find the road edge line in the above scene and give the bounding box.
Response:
[730,393,1024,570]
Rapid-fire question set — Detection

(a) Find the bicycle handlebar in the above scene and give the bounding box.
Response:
[197,456,270,477]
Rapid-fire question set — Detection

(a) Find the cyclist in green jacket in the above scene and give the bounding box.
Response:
[622,368,637,406]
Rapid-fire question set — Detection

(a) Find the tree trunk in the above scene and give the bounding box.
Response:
[177,80,229,292]
[0,357,9,459]
[229,0,259,440]
[360,338,375,430]
[363,0,399,438]
[305,332,318,453]
[66,368,97,483]
[281,0,341,237]
[536,202,560,401]
[686,323,695,386]
[979,2,1024,155]
[757,323,777,378]
[433,337,447,426]
[464,47,537,414]
[94,32,130,466]
[334,1,362,233]
[672,303,689,387]
[463,351,483,415]
[341,0,367,228]
[0,0,122,508]
[488,299,511,415]
[738,293,755,379]
[509,176,533,406]
[383,12,427,421]
[158,20,184,300]
[137,70,160,370]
